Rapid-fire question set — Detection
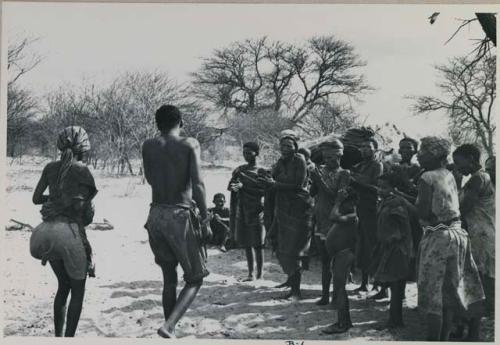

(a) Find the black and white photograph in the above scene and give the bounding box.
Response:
[1,1,498,342]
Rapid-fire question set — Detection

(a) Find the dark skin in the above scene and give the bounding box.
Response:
[323,197,357,334]
[260,138,307,299]
[230,147,264,281]
[32,152,89,337]
[311,148,346,305]
[375,179,407,329]
[142,123,211,338]
[485,157,495,185]
[453,154,482,215]
[399,141,416,164]
[209,196,230,250]
[351,140,383,293]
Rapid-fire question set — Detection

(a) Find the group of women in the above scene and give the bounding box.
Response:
[229,130,495,340]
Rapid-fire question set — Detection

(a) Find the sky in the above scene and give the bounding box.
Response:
[3,2,497,144]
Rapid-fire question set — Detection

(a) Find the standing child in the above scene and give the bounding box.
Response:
[208,193,231,252]
[229,142,266,281]
[322,188,358,334]
[370,172,415,329]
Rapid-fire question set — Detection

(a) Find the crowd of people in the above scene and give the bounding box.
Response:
[28,104,495,341]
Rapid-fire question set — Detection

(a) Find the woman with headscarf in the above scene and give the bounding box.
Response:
[310,138,350,305]
[416,136,484,341]
[260,130,313,300]
[228,141,266,281]
[30,126,97,337]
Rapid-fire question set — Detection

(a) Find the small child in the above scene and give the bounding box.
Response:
[208,193,231,252]
[322,188,358,334]
[369,172,415,329]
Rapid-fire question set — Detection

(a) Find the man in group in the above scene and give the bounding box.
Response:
[142,105,211,338]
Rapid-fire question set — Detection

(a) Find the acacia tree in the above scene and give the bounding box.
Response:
[411,55,496,155]
[296,100,360,138]
[192,35,370,135]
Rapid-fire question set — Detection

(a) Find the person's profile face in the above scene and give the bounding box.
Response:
[243,147,257,163]
[452,154,472,176]
[399,141,415,162]
[360,141,375,159]
[280,139,296,158]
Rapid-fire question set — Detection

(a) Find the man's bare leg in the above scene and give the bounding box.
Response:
[255,246,264,279]
[160,263,178,321]
[158,280,202,338]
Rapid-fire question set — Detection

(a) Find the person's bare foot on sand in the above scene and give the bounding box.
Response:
[256,272,263,280]
[278,290,301,301]
[368,289,388,300]
[158,325,176,338]
[241,275,255,282]
[322,322,352,334]
[274,280,290,288]
[375,320,404,331]
[316,296,329,306]
[352,285,368,294]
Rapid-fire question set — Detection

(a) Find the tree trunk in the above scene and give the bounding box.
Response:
[125,156,135,176]
[476,13,497,46]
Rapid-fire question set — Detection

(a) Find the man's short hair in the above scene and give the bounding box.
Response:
[453,144,481,164]
[213,193,225,201]
[399,137,418,151]
[155,105,182,131]
[243,141,260,155]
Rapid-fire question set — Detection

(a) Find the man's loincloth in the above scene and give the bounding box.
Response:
[145,204,209,283]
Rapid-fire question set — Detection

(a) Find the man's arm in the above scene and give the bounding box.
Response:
[142,141,152,185]
[188,138,208,220]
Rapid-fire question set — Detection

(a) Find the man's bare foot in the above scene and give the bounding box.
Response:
[274,281,290,288]
[256,272,263,280]
[375,320,404,331]
[158,325,176,338]
[316,296,329,306]
[278,290,301,301]
[368,289,388,300]
[352,285,368,293]
[241,275,255,282]
[322,322,351,334]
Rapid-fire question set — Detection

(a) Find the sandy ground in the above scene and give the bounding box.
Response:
[3,157,495,340]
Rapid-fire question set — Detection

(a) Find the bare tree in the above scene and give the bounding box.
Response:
[410,55,496,155]
[434,13,496,74]
[8,36,42,87]
[289,36,371,123]
[192,35,371,125]
[297,100,360,137]
[7,36,43,157]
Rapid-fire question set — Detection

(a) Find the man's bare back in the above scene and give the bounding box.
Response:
[142,134,207,218]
